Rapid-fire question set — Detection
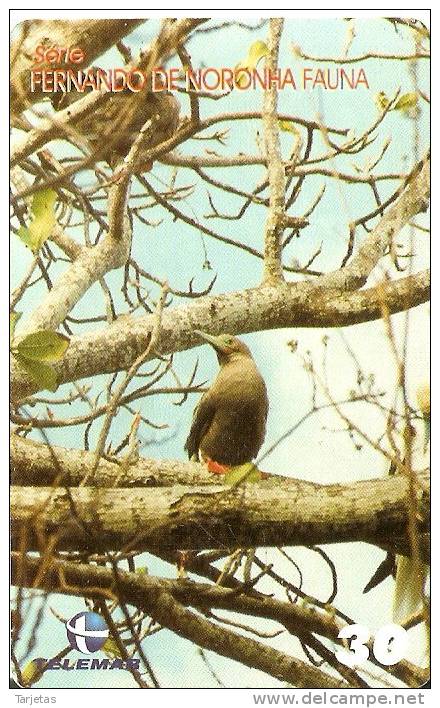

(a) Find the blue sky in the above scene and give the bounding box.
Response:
[11,16,430,688]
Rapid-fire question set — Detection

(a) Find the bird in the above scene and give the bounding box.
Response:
[50,72,180,168]
[363,383,430,625]
[185,331,269,475]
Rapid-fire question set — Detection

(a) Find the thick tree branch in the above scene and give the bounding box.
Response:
[11,553,341,642]
[10,19,145,114]
[11,18,206,168]
[10,435,317,489]
[147,593,346,689]
[11,269,429,400]
[11,472,429,555]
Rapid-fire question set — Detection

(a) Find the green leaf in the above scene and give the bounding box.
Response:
[224,462,263,485]
[10,311,22,346]
[32,188,57,218]
[279,121,301,143]
[17,189,57,252]
[247,40,269,68]
[17,225,33,250]
[374,91,390,112]
[393,92,418,112]
[279,120,295,134]
[102,637,124,659]
[234,40,269,87]
[20,658,45,686]
[16,330,70,363]
[15,354,58,392]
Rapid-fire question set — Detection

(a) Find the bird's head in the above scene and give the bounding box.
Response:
[194,330,251,364]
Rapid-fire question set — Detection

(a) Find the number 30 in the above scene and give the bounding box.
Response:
[335,623,408,667]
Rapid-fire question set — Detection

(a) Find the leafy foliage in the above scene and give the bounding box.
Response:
[224,462,265,484]
[234,40,269,87]
[20,658,45,686]
[17,189,57,252]
[11,328,70,392]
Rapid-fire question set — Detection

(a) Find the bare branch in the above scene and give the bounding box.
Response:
[262,19,286,285]
[292,46,430,64]
[11,554,347,689]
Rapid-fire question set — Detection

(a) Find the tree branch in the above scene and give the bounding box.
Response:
[11,19,145,114]
[323,157,429,291]
[11,18,206,167]
[262,18,286,285]
[16,184,132,337]
[12,553,427,687]
[11,269,429,400]
[11,471,429,555]
[10,553,348,688]
[10,435,316,488]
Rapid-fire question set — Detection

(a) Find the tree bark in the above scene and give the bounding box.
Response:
[10,435,215,488]
[11,19,145,114]
[11,270,429,400]
[11,472,429,555]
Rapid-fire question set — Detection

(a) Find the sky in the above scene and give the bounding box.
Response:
[10,15,430,689]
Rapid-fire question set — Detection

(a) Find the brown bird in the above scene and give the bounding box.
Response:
[185,331,269,474]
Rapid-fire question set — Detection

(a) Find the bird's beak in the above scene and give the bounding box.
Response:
[194,330,224,351]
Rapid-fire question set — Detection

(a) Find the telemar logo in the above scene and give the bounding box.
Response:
[66,611,109,654]
[23,612,140,677]
[60,611,140,670]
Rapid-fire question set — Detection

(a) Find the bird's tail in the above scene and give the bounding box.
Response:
[393,555,429,625]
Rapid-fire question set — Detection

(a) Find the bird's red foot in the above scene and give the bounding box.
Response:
[205,458,230,475]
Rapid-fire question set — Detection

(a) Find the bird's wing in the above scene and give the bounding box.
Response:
[184,392,216,461]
